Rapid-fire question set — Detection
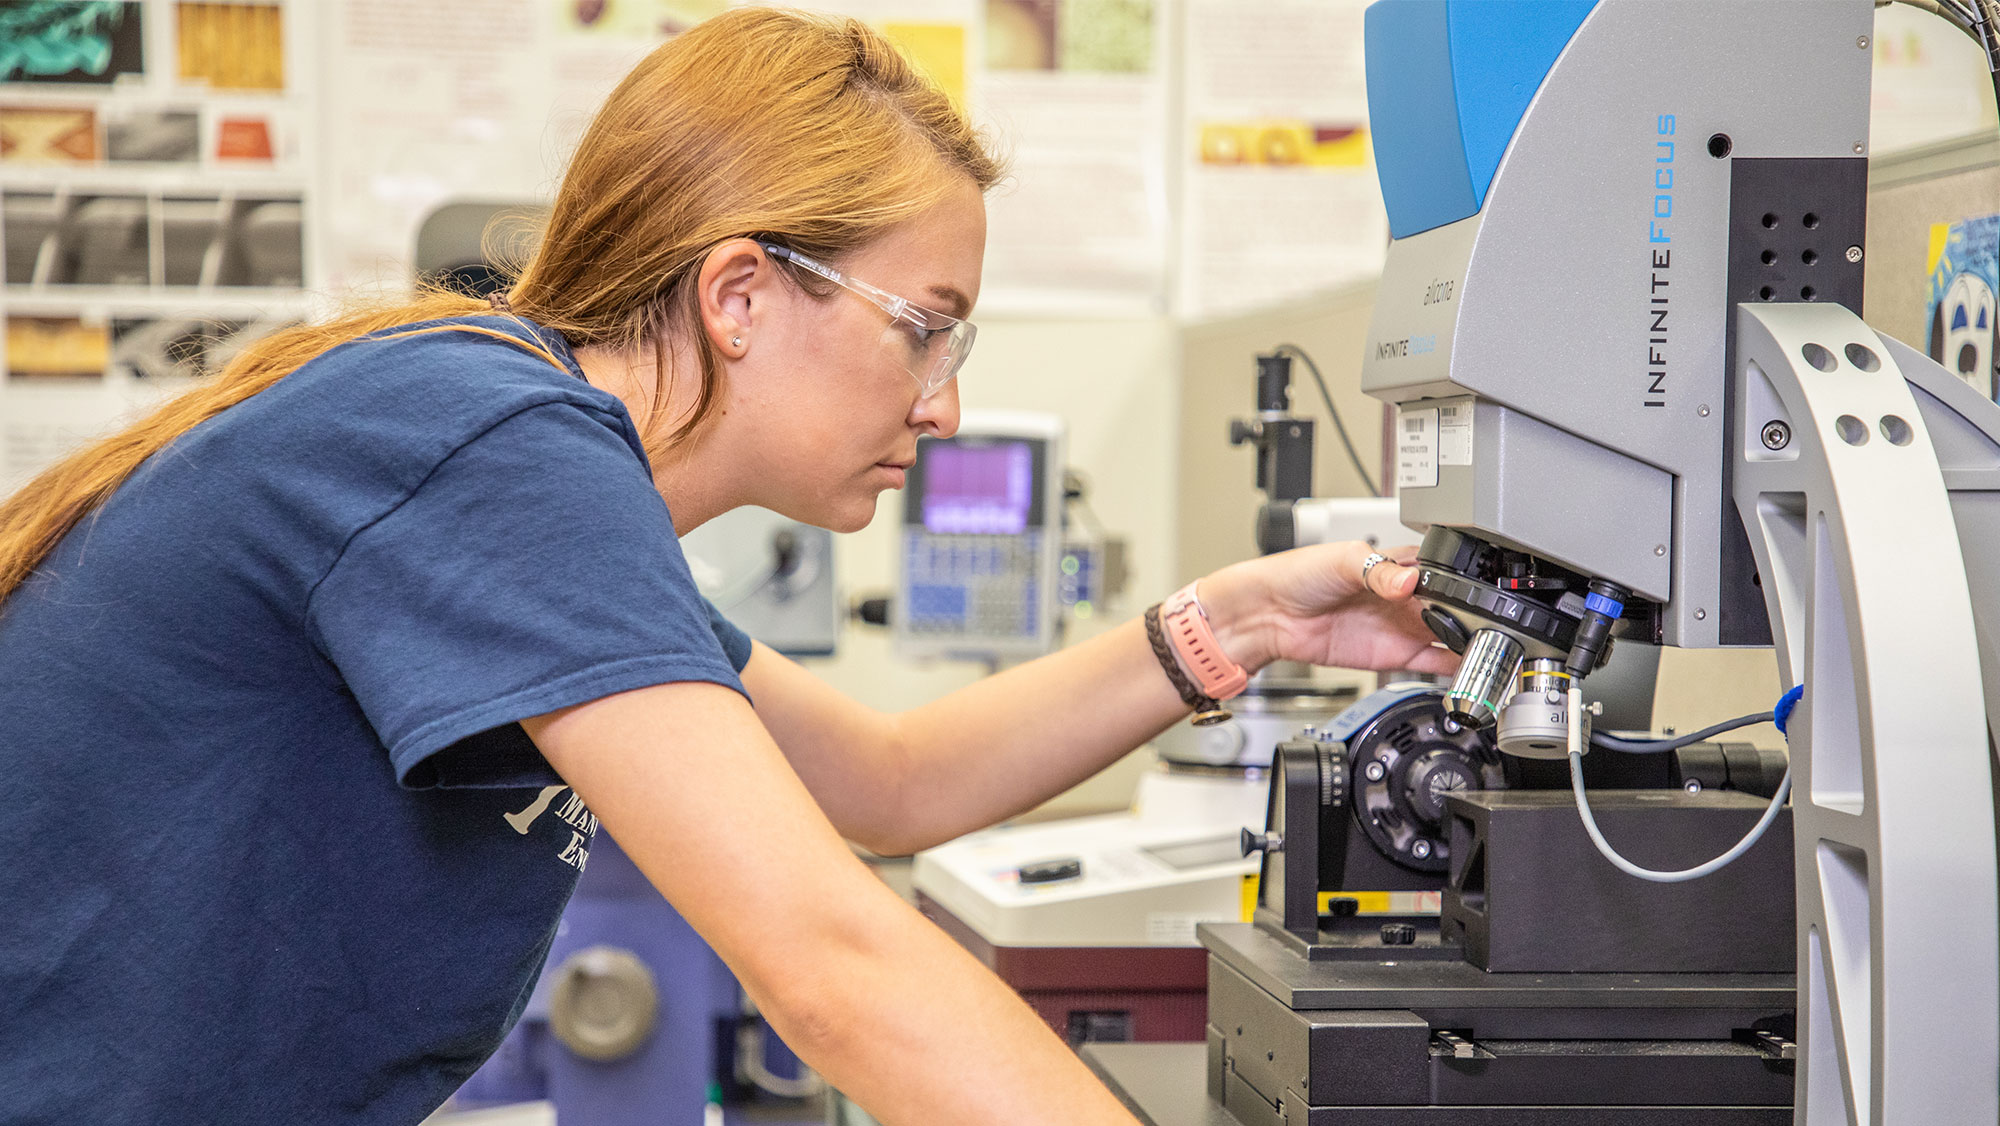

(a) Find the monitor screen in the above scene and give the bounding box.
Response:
[921,441,1035,535]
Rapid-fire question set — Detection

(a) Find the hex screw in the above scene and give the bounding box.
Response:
[1412,839,1433,860]
[1762,420,1792,450]
[1698,404,1711,418]
[1364,760,1388,782]
[1846,245,1863,263]
[1857,35,1869,48]
[1655,544,1667,556]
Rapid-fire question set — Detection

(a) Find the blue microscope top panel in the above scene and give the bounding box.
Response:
[1365,0,1598,240]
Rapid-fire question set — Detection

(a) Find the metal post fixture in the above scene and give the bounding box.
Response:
[1731,301,2000,1124]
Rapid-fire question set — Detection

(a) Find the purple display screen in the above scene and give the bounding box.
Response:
[921,442,1034,534]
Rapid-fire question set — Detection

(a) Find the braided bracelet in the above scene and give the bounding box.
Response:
[1144,601,1234,726]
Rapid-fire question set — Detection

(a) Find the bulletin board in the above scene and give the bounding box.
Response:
[311,0,1185,311]
[0,0,314,492]
[976,0,1174,314]
[1175,0,1381,319]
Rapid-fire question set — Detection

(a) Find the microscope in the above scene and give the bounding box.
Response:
[1366,4,2000,1122]
[1084,2,2000,1123]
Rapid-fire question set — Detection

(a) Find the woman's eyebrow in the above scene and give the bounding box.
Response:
[926,285,972,318]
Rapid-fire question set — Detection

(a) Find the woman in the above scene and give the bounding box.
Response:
[0,9,1452,1125]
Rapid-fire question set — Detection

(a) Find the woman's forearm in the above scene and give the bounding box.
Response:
[751,547,1444,855]
[878,617,1193,852]
[879,560,1284,852]
[874,547,1446,854]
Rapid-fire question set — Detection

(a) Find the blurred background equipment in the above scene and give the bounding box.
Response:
[681,507,838,658]
[891,408,1068,665]
[450,834,822,1126]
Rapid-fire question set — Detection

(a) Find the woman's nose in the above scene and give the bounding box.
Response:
[911,378,960,438]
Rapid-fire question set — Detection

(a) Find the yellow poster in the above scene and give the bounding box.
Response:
[882,22,967,105]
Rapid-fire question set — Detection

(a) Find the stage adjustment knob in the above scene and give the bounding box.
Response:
[1240,828,1283,856]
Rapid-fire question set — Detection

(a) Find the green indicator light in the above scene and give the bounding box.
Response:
[1062,557,1081,575]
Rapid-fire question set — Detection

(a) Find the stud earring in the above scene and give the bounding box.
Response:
[731,336,743,349]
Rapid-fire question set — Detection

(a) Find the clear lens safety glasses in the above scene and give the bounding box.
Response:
[758,241,975,399]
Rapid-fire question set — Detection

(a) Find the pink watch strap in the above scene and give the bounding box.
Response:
[1159,581,1249,700]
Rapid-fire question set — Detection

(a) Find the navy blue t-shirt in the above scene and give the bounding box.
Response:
[0,316,754,1123]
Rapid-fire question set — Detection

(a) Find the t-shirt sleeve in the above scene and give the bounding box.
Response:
[307,401,749,789]
[706,597,754,672]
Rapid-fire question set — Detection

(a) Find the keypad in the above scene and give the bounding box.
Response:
[903,531,1042,637]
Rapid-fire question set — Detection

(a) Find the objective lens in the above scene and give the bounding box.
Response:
[1496,659,1577,759]
[1443,628,1526,729]
[1517,659,1570,700]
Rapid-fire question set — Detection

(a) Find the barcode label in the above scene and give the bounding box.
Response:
[1397,407,1439,489]
[1438,400,1474,466]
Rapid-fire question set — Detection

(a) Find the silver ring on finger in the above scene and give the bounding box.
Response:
[1361,552,1390,584]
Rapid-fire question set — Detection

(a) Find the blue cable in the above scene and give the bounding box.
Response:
[1773,684,1804,735]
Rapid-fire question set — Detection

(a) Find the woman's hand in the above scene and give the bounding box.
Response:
[1201,540,1460,677]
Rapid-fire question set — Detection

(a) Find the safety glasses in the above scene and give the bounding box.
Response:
[758,241,975,400]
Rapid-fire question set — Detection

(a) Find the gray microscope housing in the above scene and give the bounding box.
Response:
[1363,0,1872,652]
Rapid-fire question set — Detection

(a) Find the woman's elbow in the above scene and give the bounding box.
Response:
[844,821,934,859]
[755,974,852,1067]
[736,911,900,1077]
[836,743,941,856]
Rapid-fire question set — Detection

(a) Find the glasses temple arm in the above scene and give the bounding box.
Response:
[760,241,910,320]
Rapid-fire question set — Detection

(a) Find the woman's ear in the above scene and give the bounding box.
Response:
[696,238,780,359]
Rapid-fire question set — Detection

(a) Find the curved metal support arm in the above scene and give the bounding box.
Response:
[1731,301,1999,1124]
